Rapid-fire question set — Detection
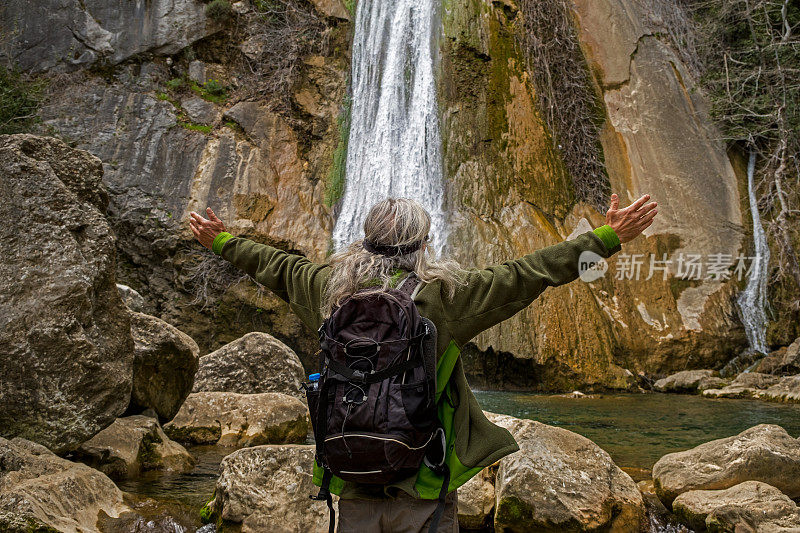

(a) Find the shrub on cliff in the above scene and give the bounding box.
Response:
[0,65,45,134]
[206,0,234,23]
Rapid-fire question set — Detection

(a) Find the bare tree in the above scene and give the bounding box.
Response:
[683,0,800,315]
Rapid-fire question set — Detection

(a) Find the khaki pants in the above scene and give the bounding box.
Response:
[337,490,458,533]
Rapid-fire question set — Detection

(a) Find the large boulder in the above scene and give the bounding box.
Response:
[700,387,751,399]
[701,372,780,399]
[753,338,800,376]
[0,436,129,532]
[753,338,800,375]
[457,466,496,530]
[757,374,800,403]
[653,370,726,393]
[672,481,800,532]
[127,311,200,422]
[0,134,134,453]
[487,412,645,532]
[211,444,336,532]
[73,415,195,480]
[164,392,309,447]
[652,424,800,504]
[723,372,779,389]
[192,332,306,400]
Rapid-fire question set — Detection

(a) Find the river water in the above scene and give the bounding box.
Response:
[474,391,800,473]
[117,393,800,530]
[115,445,229,525]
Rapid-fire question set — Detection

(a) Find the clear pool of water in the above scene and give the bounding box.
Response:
[116,445,229,518]
[473,390,800,472]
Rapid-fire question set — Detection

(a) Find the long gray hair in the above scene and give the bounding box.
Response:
[321,198,467,317]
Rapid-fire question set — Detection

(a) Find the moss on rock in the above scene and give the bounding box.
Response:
[494,495,534,528]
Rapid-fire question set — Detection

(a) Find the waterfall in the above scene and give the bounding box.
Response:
[331,0,448,253]
[736,150,770,354]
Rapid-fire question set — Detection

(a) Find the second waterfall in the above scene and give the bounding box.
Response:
[331,0,449,253]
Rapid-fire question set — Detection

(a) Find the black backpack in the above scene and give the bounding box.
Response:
[305,272,449,533]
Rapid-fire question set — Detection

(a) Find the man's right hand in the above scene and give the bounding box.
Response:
[605,193,658,243]
[189,207,227,250]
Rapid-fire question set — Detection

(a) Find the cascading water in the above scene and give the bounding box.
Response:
[331,0,448,253]
[736,150,770,354]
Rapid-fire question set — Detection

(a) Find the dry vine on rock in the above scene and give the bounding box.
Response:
[515,0,610,212]
[230,0,330,111]
[184,249,250,311]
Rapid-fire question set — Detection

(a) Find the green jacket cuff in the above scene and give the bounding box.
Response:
[212,232,233,255]
[592,225,621,251]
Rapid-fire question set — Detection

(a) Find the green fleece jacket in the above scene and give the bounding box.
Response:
[212,224,622,499]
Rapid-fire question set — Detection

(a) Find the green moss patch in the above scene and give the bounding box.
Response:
[324,94,351,207]
[0,516,61,533]
[494,495,534,528]
[181,122,213,134]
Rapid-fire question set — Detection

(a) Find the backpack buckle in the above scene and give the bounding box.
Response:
[350,369,367,383]
[423,427,447,474]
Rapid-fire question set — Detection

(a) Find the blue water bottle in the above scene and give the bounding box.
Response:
[308,373,320,391]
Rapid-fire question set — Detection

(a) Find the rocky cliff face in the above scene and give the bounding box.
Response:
[2,0,763,390]
[3,0,216,73]
[2,0,351,364]
[438,0,749,390]
[572,0,747,380]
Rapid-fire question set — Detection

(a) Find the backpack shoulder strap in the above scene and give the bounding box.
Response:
[396,271,421,299]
